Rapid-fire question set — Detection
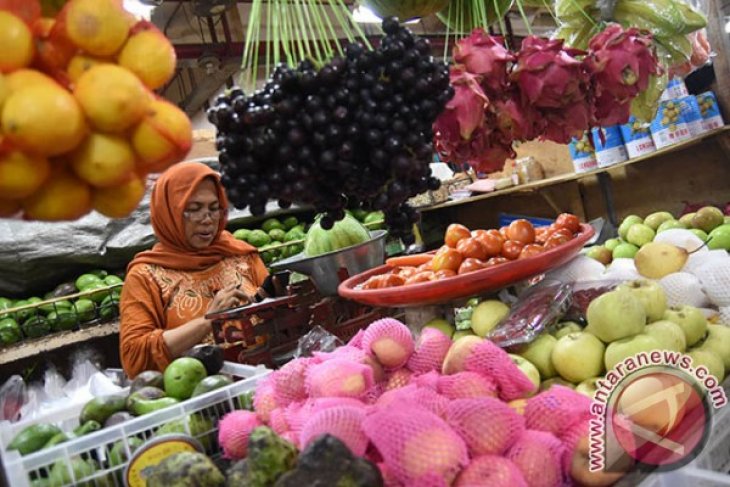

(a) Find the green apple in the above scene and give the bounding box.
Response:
[604,334,662,371]
[689,229,709,242]
[644,211,675,231]
[663,305,707,346]
[539,377,575,392]
[575,377,603,398]
[616,280,667,322]
[657,220,687,233]
[707,224,730,250]
[518,333,557,379]
[687,349,725,381]
[452,330,476,341]
[627,223,656,247]
[696,324,730,370]
[644,320,686,352]
[553,321,582,339]
[424,318,455,338]
[508,354,540,396]
[586,246,612,265]
[679,212,696,226]
[471,300,510,337]
[586,289,646,343]
[604,238,621,252]
[692,206,724,232]
[613,242,639,259]
[618,215,643,240]
[551,332,606,383]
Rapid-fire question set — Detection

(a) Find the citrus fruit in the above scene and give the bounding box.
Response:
[66,54,106,83]
[0,198,21,217]
[70,132,135,188]
[22,169,92,221]
[0,11,34,72]
[62,0,130,56]
[117,28,176,90]
[4,69,58,93]
[0,73,7,110]
[92,173,146,218]
[75,273,102,291]
[132,99,192,173]
[74,64,150,133]
[0,150,51,199]
[2,84,87,156]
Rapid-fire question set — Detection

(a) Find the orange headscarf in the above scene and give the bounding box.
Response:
[128,162,257,272]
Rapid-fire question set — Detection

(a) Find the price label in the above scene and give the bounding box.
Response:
[124,434,203,487]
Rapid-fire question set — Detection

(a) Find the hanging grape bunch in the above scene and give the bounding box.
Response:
[207,17,453,242]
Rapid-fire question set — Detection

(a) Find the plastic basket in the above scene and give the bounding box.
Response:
[0,362,270,487]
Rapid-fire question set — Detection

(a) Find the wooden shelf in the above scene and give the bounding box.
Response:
[0,320,119,366]
[421,126,730,212]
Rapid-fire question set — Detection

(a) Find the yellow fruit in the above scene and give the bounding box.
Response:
[92,173,146,218]
[0,73,7,111]
[63,0,130,56]
[118,29,176,90]
[66,54,107,83]
[2,84,87,157]
[70,133,136,188]
[0,151,50,199]
[74,64,150,133]
[0,11,35,72]
[22,170,92,221]
[132,99,192,174]
[0,197,21,217]
[5,69,58,93]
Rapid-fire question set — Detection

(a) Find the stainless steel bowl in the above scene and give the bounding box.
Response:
[270,230,387,296]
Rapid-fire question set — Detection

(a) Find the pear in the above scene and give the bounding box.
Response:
[634,242,688,279]
[644,211,674,231]
[687,349,725,381]
[586,290,646,343]
[691,206,724,233]
[644,320,686,352]
[679,212,696,226]
[616,280,667,322]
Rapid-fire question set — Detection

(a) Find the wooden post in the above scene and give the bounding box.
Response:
[705,0,730,153]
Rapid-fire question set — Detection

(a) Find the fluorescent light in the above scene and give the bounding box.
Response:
[352,5,420,25]
[725,19,730,34]
[123,0,155,20]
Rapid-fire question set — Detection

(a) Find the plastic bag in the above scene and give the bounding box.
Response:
[0,375,27,422]
[295,325,344,358]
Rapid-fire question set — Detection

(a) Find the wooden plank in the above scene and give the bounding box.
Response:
[0,321,119,366]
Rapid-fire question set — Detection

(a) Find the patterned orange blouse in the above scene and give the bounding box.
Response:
[119,254,268,377]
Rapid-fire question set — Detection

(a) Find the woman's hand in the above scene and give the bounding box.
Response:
[208,284,250,313]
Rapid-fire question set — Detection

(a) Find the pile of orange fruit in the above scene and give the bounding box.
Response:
[362,214,584,289]
[0,0,192,221]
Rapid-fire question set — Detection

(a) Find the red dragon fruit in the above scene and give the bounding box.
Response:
[453,29,515,95]
[433,66,489,143]
[585,24,662,125]
[512,36,589,109]
[493,94,541,142]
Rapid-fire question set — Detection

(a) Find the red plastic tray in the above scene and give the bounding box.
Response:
[338,223,595,307]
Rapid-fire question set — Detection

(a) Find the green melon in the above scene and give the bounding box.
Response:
[361,0,451,22]
[304,214,372,257]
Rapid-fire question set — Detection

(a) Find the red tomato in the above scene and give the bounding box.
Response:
[362,274,403,289]
[405,271,436,285]
[445,224,471,248]
[555,213,581,234]
[544,233,570,249]
[487,229,504,240]
[458,258,486,274]
[507,219,535,244]
[456,237,488,260]
[417,261,434,272]
[486,256,509,267]
[519,244,545,259]
[471,229,489,239]
[394,266,418,279]
[550,228,574,241]
[434,269,457,279]
[499,226,510,240]
[432,248,464,272]
[473,233,501,257]
[501,240,524,260]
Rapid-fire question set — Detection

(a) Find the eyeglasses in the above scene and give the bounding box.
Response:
[183,208,226,222]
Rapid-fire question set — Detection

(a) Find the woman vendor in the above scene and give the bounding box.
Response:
[119,162,268,378]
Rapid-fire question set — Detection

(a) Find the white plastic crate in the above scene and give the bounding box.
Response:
[1,362,270,487]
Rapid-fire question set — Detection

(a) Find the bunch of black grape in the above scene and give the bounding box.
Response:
[207,17,453,242]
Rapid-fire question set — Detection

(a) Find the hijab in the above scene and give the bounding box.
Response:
[127,162,257,272]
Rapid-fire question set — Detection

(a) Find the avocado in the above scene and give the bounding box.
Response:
[75,274,103,292]
[79,394,127,425]
[14,301,34,323]
[128,397,179,416]
[130,370,164,392]
[155,414,214,449]
[109,437,144,467]
[98,296,118,320]
[104,411,134,428]
[43,420,101,450]
[103,275,123,286]
[39,299,73,316]
[8,423,63,455]
[183,345,224,375]
[191,375,233,397]
[82,282,109,304]
[50,282,76,298]
[21,315,51,339]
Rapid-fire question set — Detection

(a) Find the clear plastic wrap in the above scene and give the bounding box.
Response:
[488,281,573,347]
[0,376,27,422]
[294,325,344,358]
